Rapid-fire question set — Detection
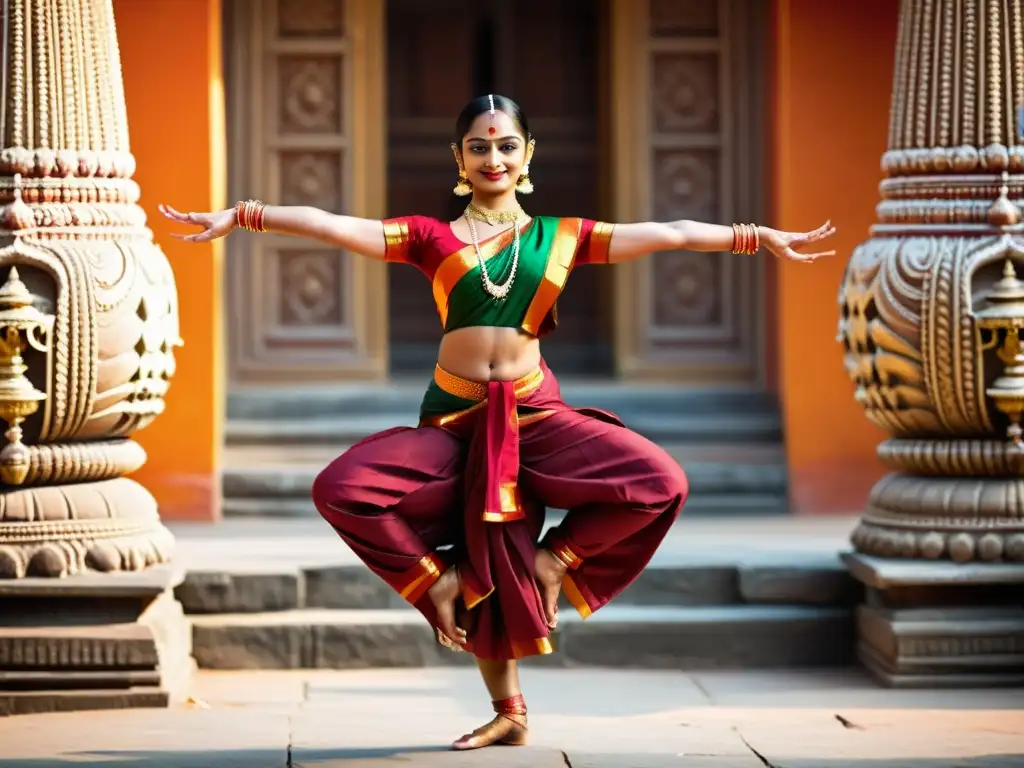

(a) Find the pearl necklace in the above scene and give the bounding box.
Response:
[464,212,520,301]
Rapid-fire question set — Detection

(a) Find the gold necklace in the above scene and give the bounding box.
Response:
[464,201,525,226]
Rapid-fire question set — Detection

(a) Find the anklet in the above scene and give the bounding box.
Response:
[493,694,527,716]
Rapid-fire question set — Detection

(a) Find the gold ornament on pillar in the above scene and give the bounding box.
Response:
[975,258,1024,450]
[0,266,52,486]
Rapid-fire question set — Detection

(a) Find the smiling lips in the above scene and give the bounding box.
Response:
[481,171,506,181]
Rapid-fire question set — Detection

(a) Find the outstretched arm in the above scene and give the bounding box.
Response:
[606,219,836,264]
[158,202,388,260]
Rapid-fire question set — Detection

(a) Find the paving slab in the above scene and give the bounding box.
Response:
[186,668,309,707]
[734,708,1024,767]
[691,669,1024,710]
[0,708,291,767]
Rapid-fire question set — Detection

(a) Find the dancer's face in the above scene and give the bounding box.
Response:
[458,110,531,196]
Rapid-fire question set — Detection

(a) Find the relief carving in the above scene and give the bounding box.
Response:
[227,0,381,382]
[653,254,720,327]
[280,152,343,210]
[653,150,719,223]
[651,149,722,332]
[279,250,344,327]
[628,2,763,377]
[0,0,180,578]
[279,56,343,135]
[839,0,1024,562]
[651,54,719,134]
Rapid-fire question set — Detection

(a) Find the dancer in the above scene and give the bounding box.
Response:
[163,94,835,750]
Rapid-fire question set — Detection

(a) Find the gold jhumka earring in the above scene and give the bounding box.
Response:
[454,170,472,197]
[516,139,536,195]
[451,143,472,196]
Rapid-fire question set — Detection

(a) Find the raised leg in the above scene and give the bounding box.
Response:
[520,410,689,619]
[311,425,469,646]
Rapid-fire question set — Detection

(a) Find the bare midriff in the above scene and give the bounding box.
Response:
[436,326,541,382]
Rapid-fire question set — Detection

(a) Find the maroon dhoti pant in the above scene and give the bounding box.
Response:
[311,360,688,660]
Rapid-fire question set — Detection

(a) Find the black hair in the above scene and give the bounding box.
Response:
[454,95,530,143]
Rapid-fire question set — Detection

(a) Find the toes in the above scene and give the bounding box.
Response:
[546,601,558,629]
[435,601,467,646]
[451,734,476,751]
[541,587,559,629]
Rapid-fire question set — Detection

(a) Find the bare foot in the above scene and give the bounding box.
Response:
[534,549,567,629]
[452,693,528,750]
[451,712,527,750]
[427,567,467,649]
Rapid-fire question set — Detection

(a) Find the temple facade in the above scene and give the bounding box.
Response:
[3,0,1023,709]
[108,0,900,523]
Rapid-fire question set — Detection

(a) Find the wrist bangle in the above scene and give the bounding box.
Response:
[731,222,760,255]
[236,199,267,233]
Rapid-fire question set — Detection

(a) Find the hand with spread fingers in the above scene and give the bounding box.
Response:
[759,220,837,263]
[158,203,236,243]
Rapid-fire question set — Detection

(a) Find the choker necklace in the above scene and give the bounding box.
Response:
[464,201,525,226]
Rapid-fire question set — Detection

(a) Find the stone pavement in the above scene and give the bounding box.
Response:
[1,668,1021,767]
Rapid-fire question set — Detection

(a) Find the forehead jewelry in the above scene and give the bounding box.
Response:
[488,94,496,135]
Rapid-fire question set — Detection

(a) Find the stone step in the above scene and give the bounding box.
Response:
[220,441,790,518]
[221,493,790,519]
[227,382,782,423]
[188,604,855,670]
[225,411,783,446]
[222,457,787,499]
[175,559,860,615]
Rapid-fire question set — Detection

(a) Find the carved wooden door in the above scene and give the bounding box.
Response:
[226,0,387,384]
[610,0,768,386]
[385,0,611,376]
[385,0,476,373]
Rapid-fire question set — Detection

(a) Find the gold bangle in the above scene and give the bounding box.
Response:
[236,199,266,233]
[732,222,760,255]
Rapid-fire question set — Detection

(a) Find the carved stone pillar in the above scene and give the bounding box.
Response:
[838,0,1024,686]
[0,0,191,714]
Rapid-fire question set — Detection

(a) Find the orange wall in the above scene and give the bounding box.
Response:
[771,0,898,514]
[114,0,226,522]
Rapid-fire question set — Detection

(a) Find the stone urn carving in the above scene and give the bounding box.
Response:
[0,0,181,579]
[838,0,1024,563]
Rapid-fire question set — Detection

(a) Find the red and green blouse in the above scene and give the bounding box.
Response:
[381,215,615,337]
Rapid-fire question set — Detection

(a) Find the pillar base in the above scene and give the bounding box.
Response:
[0,564,194,716]
[844,553,1024,688]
